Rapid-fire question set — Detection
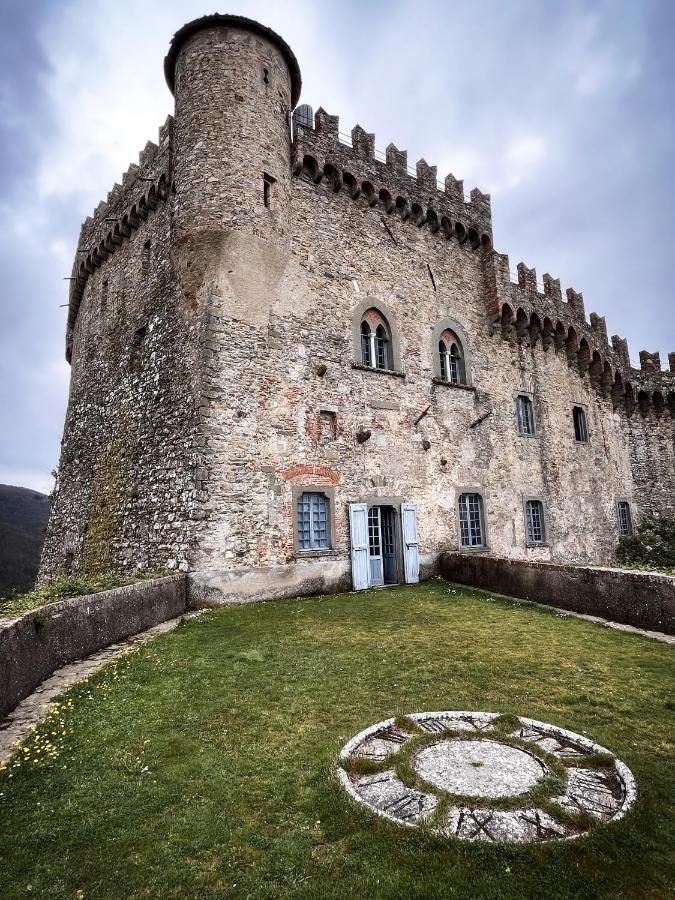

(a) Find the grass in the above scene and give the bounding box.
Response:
[0,579,673,899]
[0,571,169,619]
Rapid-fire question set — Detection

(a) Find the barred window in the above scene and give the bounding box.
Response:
[375,324,390,370]
[297,492,330,551]
[573,405,588,442]
[360,321,372,366]
[525,499,545,544]
[617,501,633,537]
[516,395,535,435]
[458,493,485,548]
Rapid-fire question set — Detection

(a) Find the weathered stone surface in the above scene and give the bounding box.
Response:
[0,576,186,718]
[441,553,675,634]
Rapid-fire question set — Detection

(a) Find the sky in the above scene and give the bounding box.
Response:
[1,0,674,494]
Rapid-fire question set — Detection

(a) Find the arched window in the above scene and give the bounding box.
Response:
[360,311,392,370]
[438,332,465,383]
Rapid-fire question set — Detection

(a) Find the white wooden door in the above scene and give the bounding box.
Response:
[349,503,369,591]
[401,502,420,584]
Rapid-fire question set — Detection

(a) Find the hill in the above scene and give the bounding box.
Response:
[0,485,51,597]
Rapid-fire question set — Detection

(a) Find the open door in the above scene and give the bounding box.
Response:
[401,502,420,584]
[349,502,369,591]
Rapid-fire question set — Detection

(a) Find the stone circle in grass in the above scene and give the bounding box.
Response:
[338,711,636,843]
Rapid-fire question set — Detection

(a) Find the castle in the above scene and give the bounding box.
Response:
[39,14,675,602]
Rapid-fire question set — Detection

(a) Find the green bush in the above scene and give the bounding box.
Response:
[616,515,675,572]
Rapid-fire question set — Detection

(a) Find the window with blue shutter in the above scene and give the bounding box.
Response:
[297,492,330,550]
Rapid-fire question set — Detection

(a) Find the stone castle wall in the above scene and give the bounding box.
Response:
[40,16,675,598]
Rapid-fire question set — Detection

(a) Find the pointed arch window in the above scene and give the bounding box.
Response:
[438,333,465,384]
[360,312,391,370]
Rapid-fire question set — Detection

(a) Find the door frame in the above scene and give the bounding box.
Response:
[355,495,406,587]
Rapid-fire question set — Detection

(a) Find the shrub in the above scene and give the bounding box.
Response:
[616,515,675,572]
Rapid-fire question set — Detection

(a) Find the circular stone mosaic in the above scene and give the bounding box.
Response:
[338,712,636,843]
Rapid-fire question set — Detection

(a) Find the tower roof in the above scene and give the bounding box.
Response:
[164,13,302,108]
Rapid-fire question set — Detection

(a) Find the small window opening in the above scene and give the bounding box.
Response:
[297,492,330,551]
[617,501,633,537]
[516,395,535,435]
[573,405,588,442]
[375,324,390,370]
[319,411,337,444]
[263,173,276,208]
[458,493,485,548]
[525,499,545,544]
[142,240,151,278]
[263,67,269,85]
[101,279,108,313]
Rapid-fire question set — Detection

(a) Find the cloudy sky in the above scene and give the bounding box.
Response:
[1,0,673,494]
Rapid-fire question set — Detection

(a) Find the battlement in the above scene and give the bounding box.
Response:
[483,249,674,417]
[293,107,492,249]
[65,116,174,361]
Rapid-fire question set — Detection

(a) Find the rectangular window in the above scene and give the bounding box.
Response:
[375,332,389,370]
[297,492,329,550]
[516,395,535,435]
[573,405,588,442]
[368,507,382,556]
[617,501,633,537]
[458,493,485,548]
[449,354,459,384]
[525,499,545,544]
[263,173,276,208]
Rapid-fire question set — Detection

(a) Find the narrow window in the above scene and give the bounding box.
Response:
[142,240,151,278]
[573,405,588,442]
[516,395,535,435]
[449,343,461,383]
[439,340,448,381]
[360,321,372,366]
[101,279,108,314]
[617,501,633,537]
[458,493,485,548]
[297,492,330,551]
[262,66,269,85]
[375,324,390,370]
[525,499,545,544]
[263,173,276,208]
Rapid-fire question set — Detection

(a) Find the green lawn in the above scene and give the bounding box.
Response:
[0,580,673,899]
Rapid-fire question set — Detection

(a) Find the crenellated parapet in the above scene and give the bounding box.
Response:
[292,107,492,253]
[483,250,675,420]
[65,116,174,362]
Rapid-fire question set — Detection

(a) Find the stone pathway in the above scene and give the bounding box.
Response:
[339,711,637,844]
[0,613,201,765]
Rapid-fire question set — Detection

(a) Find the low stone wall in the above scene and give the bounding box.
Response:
[441,553,675,635]
[0,576,187,719]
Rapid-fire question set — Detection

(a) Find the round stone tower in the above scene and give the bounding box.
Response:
[165,14,302,287]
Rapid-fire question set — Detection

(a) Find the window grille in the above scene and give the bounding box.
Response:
[375,324,389,369]
[360,321,372,366]
[525,499,545,543]
[516,395,535,435]
[617,501,633,537]
[573,406,588,442]
[297,492,329,550]
[449,343,461,383]
[458,493,485,547]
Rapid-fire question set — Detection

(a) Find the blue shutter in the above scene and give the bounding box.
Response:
[401,502,420,584]
[349,503,369,591]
